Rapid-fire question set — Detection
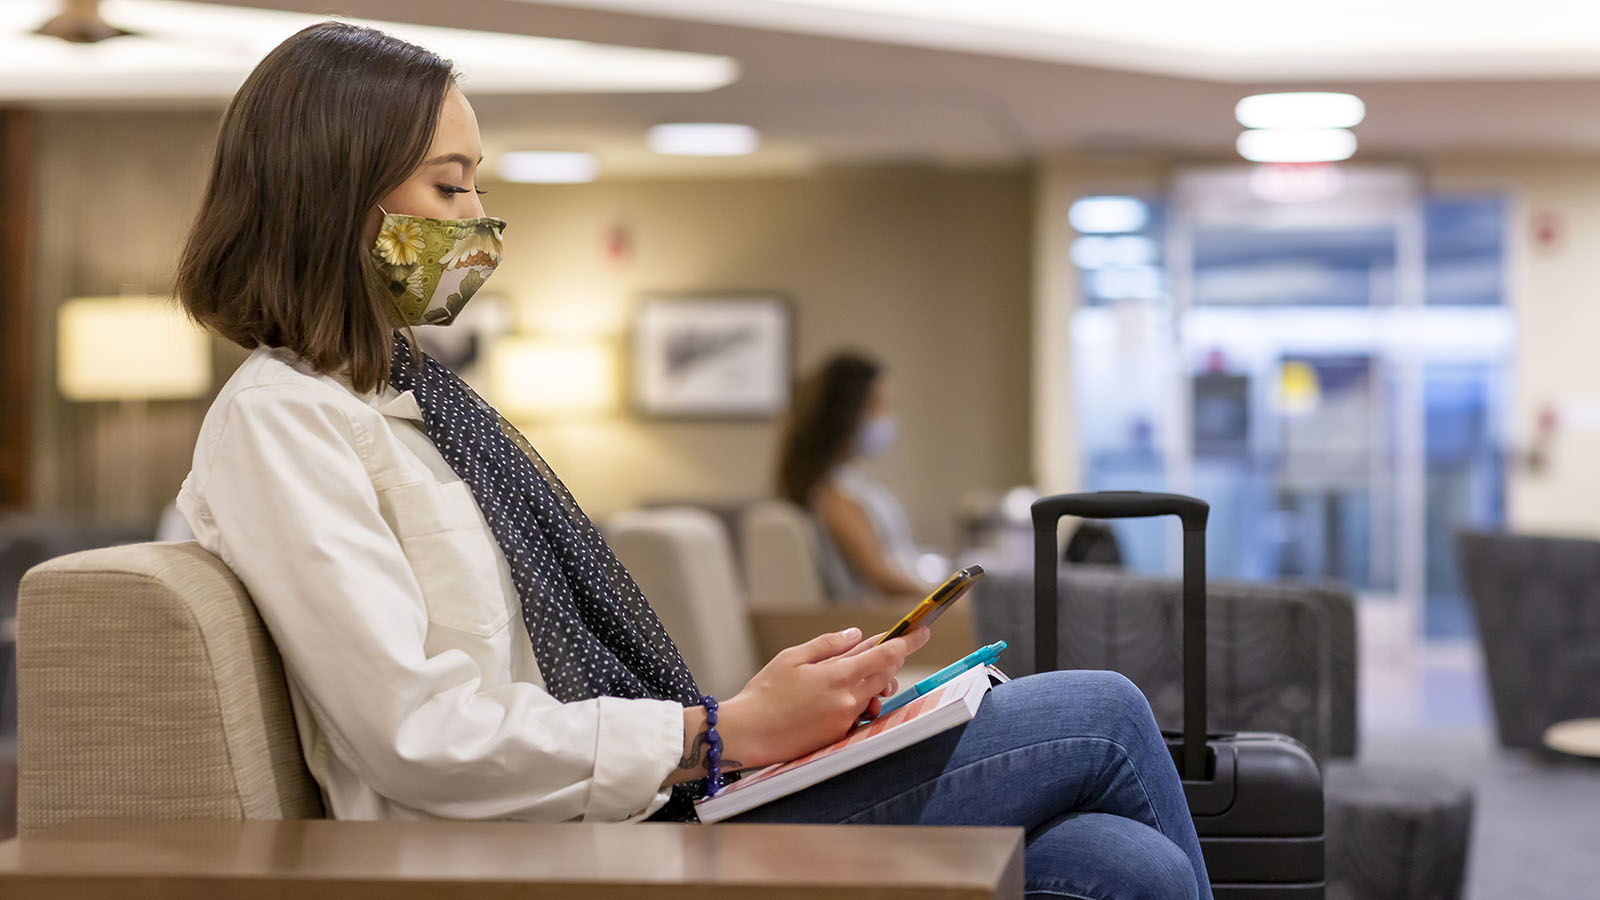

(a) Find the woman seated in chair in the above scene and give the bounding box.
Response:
[775,352,929,600]
[174,23,1211,900]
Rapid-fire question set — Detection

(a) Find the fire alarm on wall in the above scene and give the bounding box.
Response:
[1531,212,1562,253]
[605,224,632,263]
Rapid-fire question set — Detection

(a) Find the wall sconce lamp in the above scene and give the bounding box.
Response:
[57,296,211,402]
[56,295,213,519]
[488,335,618,419]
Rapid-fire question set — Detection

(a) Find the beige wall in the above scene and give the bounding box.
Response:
[483,169,1034,547]
[27,108,1034,547]
[1432,153,1600,537]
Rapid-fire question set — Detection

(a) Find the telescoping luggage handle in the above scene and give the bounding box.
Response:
[1032,491,1211,781]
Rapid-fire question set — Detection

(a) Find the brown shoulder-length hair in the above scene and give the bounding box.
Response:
[775,352,883,507]
[177,22,456,393]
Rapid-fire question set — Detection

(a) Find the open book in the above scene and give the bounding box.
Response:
[695,664,1006,823]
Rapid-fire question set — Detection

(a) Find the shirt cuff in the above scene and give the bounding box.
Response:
[585,696,685,822]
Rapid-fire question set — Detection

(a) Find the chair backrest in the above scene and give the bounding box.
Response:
[1458,529,1600,748]
[972,568,1358,763]
[605,508,760,698]
[16,542,323,834]
[739,500,829,610]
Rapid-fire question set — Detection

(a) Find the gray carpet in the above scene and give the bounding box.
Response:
[1359,726,1600,900]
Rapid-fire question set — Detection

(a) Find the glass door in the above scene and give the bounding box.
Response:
[1167,167,1422,621]
[1069,166,1513,641]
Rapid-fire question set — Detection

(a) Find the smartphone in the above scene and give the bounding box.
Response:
[875,564,985,645]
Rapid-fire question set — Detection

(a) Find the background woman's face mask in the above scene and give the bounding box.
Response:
[372,207,506,326]
[855,415,898,458]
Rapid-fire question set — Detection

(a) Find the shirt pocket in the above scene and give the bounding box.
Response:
[378,479,513,638]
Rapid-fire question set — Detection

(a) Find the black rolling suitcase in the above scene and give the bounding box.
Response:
[1032,491,1325,900]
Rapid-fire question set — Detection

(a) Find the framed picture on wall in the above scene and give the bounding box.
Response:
[632,293,793,419]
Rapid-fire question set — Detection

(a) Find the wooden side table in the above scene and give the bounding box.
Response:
[1544,718,1600,758]
[0,818,1025,900]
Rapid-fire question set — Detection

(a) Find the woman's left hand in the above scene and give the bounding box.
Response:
[714,625,930,770]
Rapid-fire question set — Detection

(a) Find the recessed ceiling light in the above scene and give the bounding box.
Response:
[1236,128,1357,163]
[497,151,598,183]
[1067,196,1150,234]
[1235,92,1365,130]
[647,122,759,156]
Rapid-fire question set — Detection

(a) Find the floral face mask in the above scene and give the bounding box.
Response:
[372,207,507,326]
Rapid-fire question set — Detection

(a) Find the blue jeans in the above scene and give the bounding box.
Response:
[732,670,1213,900]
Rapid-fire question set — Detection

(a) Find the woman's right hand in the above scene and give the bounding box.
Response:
[717,625,930,769]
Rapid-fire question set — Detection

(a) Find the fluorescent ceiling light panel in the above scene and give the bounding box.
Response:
[1235,92,1365,129]
[648,123,759,156]
[2,0,737,102]
[498,151,599,183]
[1068,197,1150,234]
[1237,128,1358,163]
[543,0,1600,80]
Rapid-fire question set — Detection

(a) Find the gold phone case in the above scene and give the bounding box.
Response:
[879,564,985,643]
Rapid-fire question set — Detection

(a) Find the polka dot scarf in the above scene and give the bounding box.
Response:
[387,334,701,710]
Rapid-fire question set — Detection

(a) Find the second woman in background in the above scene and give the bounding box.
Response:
[776,352,930,601]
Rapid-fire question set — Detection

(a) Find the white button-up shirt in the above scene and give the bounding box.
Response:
[177,346,684,822]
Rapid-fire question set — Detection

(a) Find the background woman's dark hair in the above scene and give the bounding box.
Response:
[176,22,456,393]
[776,352,883,507]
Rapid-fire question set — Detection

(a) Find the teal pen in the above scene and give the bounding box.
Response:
[874,640,1007,717]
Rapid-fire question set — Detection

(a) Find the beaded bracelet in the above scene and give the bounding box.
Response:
[701,694,723,798]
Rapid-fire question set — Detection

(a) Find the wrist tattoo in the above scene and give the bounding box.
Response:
[678,721,740,771]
